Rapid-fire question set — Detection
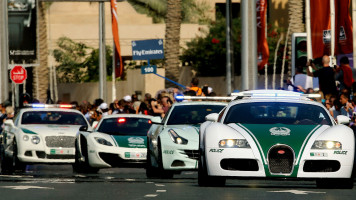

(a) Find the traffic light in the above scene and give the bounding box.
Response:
[291,33,308,75]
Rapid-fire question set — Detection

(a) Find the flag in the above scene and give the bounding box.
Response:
[335,0,353,55]
[111,0,123,78]
[257,0,269,71]
[310,0,331,59]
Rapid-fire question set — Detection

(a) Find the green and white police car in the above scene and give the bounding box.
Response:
[0,104,90,173]
[74,114,153,173]
[199,90,355,188]
[146,99,228,178]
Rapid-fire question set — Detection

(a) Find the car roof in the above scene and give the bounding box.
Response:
[173,101,228,106]
[101,114,153,120]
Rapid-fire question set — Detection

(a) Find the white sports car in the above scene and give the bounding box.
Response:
[74,114,153,173]
[199,90,355,188]
[0,104,90,173]
[147,101,227,178]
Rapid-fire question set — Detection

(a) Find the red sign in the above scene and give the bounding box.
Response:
[10,66,27,84]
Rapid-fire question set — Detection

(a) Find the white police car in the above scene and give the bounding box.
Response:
[199,90,355,188]
[74,114,153,173]
[0,104,90,173]
[147,98,228,178]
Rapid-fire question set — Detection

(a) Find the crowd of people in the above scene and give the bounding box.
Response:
[287,55,356,132]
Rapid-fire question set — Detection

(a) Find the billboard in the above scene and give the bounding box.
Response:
[8,0,38,64]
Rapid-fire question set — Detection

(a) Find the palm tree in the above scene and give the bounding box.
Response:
[34,2,49,102]
[287,0,305,77]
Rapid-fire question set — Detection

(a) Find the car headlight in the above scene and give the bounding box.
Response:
[219,139,250,148]
[168,129,188,145]
[95,137,113,146]
[312,140,342,150]
[31,136,40,144]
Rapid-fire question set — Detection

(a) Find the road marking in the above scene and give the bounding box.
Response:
[146,182,154,184]
[156,190,166,193]
[145,194,158,198]
[155,184,165,187]
[0,186,54,190]
[75,175,87,178]
[0,175,33,178]
[268,190,326,195]
[125,179,135,181]
[105,177,115,180]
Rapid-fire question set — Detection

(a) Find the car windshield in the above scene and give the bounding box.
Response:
[224,102,332,126]
[167,104,225,125]
[97,117,152,136]
[21,111,87,126]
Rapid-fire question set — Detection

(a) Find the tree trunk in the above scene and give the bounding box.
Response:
[34,2,49,102]
[164,0,182,88]
[287,0,305,77]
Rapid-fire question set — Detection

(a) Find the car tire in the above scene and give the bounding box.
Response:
[72,139,99,174]
[157,139,174,179]
[1,144,13,174]
[316,178,354,189]
[12,139,26,172]
[198,148,225,187]
[146,141,160,178]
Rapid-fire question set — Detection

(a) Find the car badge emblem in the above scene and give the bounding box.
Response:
[128,137,144,144]
[270,127,291,136]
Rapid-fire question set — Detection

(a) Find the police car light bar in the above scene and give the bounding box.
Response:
[24,104,76,109]
[178,96,235,101]
[230,90,321,99]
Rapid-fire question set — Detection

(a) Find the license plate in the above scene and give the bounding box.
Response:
[50,149,74,155]
[124,152,146,158]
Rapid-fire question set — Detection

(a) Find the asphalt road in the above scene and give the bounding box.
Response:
[0,165,355,200]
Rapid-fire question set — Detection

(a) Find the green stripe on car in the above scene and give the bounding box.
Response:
[112,136,147,148]
[21,128,37,134]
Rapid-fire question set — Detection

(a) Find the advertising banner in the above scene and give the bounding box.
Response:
[8,0,38,64]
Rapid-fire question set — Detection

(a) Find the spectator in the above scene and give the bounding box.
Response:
[132,94,141,113]
[138,102,150,115]
[288,65,313,92]
[329,98,346,120]
[339,93,353,118]
[0,103,7,133]
[307,55,337,97]
[335,56,355,91]
[161,96,173,114]
[188,78,204,96]
[148,98,164,117]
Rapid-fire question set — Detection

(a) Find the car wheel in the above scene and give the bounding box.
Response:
[316,178,354,189]
[12,139,26,172]
[198,148,225,187]
[0,144,13,174]
[146,141,159,178]
[157,139,174,179]
[72,139,99,174]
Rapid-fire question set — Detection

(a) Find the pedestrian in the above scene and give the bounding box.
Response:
[188,78,204,96]
[339,93,354,118]
[307,55,338,97]
[287,65,313,93]
[335,56,355,92]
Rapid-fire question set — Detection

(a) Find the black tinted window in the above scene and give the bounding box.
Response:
[224,102,332,125]
[22,111,87,126]
[97,117,152,136]
[167,105,225,125]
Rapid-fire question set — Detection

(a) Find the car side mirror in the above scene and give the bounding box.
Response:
[205,113,219,122]
[151,116,162,124]
[4,119,14,127]
[337,115,350,125]
[79,125,88,132]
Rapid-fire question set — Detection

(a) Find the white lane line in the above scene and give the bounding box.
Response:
[125,179,135,181]
[268,190,326,195]
[145,194,158,198]
[0,186,54,190]
[0,175,34,178]
[105,177,115,180]
[155,184,165,187]
[146,182,154,184]
[156,190,166,193]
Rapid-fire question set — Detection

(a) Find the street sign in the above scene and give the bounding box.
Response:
[141,65,157,74]
[10,65,27,84]
[132,39,164,60]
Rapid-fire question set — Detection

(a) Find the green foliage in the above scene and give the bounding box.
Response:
[181,17,285,77]
[53,37,113,83]
[127,0,211,24]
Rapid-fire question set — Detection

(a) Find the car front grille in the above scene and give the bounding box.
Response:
[268,145,294,174]
[45,136,76,148]
[183,150,199,160]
